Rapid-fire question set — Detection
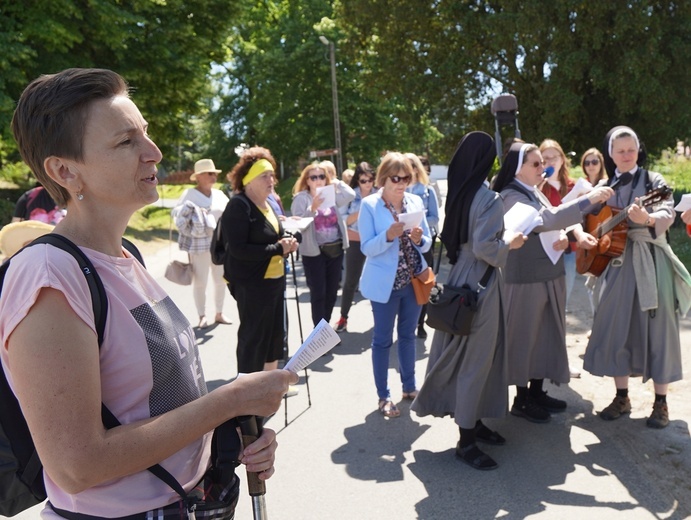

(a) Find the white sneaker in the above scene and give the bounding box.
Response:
[285,386,299,397]
[569,365,581,378]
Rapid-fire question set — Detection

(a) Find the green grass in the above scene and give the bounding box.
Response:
[669,226,691,269]
[125,205,172,246]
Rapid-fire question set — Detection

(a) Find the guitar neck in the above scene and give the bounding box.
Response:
[593,186,670,238]
[595,205,630,237]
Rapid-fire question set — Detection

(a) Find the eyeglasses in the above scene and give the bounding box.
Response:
[389,175,411,185]
[309,174,326,181]
[584,159,600,167]
[359,178,373,184]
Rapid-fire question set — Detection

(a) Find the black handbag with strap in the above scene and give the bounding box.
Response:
[425,264,494,337]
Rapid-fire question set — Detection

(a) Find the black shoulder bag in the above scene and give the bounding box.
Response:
[425,265,494,337]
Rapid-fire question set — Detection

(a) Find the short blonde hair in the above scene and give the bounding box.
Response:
[293,163,331,195]
[375,152,413,188]
[404,152,429,185]
[319,160,337,180]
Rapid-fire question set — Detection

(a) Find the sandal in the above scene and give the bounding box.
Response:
[474,423,506,446]
[378,399,400,418]
[402,390,418,400]
[455,442,498,471]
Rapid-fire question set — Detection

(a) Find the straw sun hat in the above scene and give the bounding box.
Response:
[0,220,55,258]
[190,159,222,182]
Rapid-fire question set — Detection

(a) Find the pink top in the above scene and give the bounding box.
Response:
[0,243,211,517]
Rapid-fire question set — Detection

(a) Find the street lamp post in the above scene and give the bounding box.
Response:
[319,35,343,176]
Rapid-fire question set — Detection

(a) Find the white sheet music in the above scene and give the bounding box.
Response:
[561,177,593,204]
[674,194,691,212]
[504,202,542,235]
[282,217,314,233]
[539,230,565,265]
[398,210,424,231]
[316,185,335,210]
[284,319,341,373]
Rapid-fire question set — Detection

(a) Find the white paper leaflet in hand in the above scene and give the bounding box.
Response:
[539,229,565,265]
[316,185,336,210]
[561,177,593,204]
[282,217,314,233]
[283,319,341,373]
[503,202,542,235]
[397,210,424,231]
[674,194,691,212]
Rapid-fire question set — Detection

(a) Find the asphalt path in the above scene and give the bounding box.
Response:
[10,181,691,520]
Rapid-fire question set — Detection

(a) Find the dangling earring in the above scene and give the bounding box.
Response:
[76,191,84,201]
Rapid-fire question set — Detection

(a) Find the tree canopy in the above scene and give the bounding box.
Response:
[0,0,238,170]
[1,0,689,178]
[336,0,691,161]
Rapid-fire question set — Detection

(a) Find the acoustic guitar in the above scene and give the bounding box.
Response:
[576,186,673,276]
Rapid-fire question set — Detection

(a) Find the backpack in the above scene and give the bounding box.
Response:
[211,193,252,266]
[0,234,242,519]
[0,233,143,516]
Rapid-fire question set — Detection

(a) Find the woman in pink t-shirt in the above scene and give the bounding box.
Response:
[0,68,296,519]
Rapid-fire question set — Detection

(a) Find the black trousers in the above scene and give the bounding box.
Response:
[340,241,366,319]
[302,251,343,326]
[229,276,284,373]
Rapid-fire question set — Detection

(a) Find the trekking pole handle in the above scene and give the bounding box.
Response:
[238,416,266,497]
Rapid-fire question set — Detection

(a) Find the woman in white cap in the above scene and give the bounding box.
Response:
[172,158,231,328]
[584,126,691,429]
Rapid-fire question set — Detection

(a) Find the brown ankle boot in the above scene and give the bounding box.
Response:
[646,401,669,429]
[600,395,631,421]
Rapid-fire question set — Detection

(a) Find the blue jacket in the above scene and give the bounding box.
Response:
[406,182,440,231]
[358,191,432,303]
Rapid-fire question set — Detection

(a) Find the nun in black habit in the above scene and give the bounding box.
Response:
[412,132,527,471]
[494,142,613,423]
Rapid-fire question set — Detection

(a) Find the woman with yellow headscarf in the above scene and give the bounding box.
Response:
[221,147,299,374]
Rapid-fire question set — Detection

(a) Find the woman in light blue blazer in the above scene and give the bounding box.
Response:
[359,152,432,418]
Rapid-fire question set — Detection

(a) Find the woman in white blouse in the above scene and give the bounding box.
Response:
[173,159,231,328]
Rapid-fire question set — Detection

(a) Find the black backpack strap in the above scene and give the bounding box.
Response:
[30,234,108,347]
[121,237,145,267]
[5,234,190,509]
[100,406,188,502]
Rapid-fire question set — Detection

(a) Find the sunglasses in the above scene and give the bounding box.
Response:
[309,174,326,181]
[584,159,600,167]
[359,178,374,184]
[389,175,411,185]
[528,161,544,168]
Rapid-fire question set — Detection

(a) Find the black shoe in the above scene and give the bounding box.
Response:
[455,442,498,471]
[417,325,428,339]
[511,397,551,423]
[531,390,567,413]
[474,423,506,445]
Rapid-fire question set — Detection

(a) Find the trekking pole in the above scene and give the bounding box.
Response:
[289,250,311,407]
[238,416,268,520]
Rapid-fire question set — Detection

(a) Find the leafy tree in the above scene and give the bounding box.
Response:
[336,0,691,161]
[0,0,239,172]
[205,0,404,177]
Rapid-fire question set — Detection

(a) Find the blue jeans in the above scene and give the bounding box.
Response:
[371,283,421,400]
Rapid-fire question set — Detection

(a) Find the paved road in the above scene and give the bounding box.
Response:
[11,184,691,519]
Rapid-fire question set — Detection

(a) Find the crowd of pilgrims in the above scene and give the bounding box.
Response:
[211,126,691,472]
